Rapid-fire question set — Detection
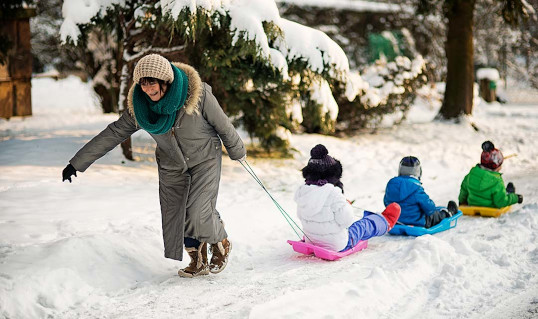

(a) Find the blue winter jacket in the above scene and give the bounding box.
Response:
[383,176,437,227]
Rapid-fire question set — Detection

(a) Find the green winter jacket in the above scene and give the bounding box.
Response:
[458,165,518,208]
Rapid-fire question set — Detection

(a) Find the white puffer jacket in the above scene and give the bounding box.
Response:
[294,184,363,251]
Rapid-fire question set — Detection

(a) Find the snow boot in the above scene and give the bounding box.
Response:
[209,238,232,274]
[382,203,401,231]
[447,200,458,216]
[178,243,209,278]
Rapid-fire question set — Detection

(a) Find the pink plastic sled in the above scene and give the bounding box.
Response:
[287,240,368,261]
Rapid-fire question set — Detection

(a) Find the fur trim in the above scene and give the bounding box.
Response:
[172,62,202,115]
[217,242,225,255]
[196,245,203,269]
[185,244,205,269]
[127,62,203,120]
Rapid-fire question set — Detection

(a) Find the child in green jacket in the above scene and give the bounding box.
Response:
[459,141,523,208]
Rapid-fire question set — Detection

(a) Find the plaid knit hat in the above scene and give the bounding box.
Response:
[133,54,174,84]
[398,156,422,180]
[481,141,504,170]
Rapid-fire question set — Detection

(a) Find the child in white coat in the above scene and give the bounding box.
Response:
[295,144,400,252]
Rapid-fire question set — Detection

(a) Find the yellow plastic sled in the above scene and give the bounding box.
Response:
[459,205,512,218]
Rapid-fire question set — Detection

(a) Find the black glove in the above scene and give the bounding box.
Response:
[62,164,77,183]
[506,182,515,194]
[517,194,523,204]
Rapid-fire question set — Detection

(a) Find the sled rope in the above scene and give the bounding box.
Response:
[352,204,379,215]
[348,199,369,213]
[240,160,311,241]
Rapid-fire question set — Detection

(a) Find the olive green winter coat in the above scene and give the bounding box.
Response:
[458,165,518,208]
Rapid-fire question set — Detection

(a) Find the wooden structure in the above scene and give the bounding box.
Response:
[476,68,499,103]
[0,8,36,119]
[479,79,497,103]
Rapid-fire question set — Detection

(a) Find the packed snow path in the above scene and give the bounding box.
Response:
[0,77,537,318]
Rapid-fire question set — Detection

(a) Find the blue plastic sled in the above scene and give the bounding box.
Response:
[287,240,368,261]
[388,211,463,236]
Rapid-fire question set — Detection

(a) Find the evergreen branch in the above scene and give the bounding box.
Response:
[124,46,188,62]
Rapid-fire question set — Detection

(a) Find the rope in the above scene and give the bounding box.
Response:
[353,204,403,225]
[351,205,368,212]
[239,160,310,242]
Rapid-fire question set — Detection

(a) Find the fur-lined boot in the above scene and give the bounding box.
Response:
[178,243,209,278]
[209,238,232,274]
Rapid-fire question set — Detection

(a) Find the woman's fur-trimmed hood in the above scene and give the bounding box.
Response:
[127,62,203,119]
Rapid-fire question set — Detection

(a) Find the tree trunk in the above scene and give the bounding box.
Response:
[120,136,134,161]
[94,84,119,113]
[438,0,476,119]
[120,59,135,161]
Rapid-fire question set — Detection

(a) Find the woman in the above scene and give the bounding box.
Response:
[62,54,246,278]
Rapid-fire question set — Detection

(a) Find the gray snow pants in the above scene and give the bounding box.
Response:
[158,152,227,261]
[425,209,452,228]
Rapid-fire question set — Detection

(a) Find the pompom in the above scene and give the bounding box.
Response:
[310,144,328,159]
[482,141,495,152]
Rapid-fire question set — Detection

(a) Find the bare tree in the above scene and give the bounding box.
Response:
[418,0,533,119]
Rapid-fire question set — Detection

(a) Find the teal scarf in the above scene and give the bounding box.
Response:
[132,64,189,134]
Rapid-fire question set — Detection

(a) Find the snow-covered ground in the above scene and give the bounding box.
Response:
[0,77,537,319]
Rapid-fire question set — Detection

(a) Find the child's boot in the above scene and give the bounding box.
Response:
[447,201,458,216]
[382,203,401,231]
[209,238,232,274]
[178,243,209,278]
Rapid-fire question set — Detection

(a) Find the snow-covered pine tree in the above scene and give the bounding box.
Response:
[336,56,429,131]
[60,0,350,155]
[277,2,431,132]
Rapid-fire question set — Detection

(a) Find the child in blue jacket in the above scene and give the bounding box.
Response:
[384,156,458,228]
